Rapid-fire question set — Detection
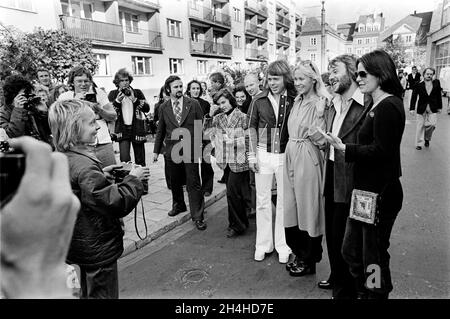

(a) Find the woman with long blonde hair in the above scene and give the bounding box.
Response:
[284,60,331,277]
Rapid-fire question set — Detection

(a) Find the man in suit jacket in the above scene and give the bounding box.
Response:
[410,67,443,150]
[320,55,371,299]
[407,66,421,91]
[153,76,206,231]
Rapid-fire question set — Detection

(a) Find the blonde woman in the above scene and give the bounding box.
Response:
[284,60,331,276]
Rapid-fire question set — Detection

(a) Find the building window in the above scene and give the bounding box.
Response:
[197,60,208,75]
[169,58,184,74]
[310,53,316,62]
[132,56,152,75]
[347,47,352,53]
[356,48,362,55]
[357,38,363,45]
[365,38,370,44]
[234,35,241,49]
[167,19,182,38]
[60,0,93,19]
[358,25,365,32]
[310,37,317,46]
[190,0,199,10]
[120,12,139,32]
[270,44,274,54]
[405,35,412,43]
[233,7,241,22]
[443,0,449,26]
[94,54,109,76]
[191,28,199,42]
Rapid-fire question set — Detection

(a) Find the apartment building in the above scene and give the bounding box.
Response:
[298,16,346,73]
[426,0,450,79]
[352,13,385,56]
[0,0,301,100]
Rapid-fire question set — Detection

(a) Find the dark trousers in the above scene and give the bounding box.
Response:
[79,261,118,299]
[285,226,323,265]
[220,164,230,182]
[226,170,251,233]
[342,179,403,299]
[324,161,356,299]
[201,159,214,194]
[249,171,256,212]
[167,157,205,221]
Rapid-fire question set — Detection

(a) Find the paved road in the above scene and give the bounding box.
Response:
[118,109,450,299]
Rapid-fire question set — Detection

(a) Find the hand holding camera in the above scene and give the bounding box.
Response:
[129,164,150,182]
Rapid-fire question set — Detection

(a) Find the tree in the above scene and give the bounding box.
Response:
[0,26,98,83]
[383,36,408,70]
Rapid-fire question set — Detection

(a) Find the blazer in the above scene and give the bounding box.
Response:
[323,94,371,203]
[153,96,204,161]
[407,73,421,90]
[410,80,443,114]
[345,96,405,194]
[247,89,295,159]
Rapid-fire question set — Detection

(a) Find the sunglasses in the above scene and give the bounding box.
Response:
[355,71,368,78]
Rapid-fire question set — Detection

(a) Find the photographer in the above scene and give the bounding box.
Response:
[48,99,149,298]
[0,75,52,146]
[1,136,80,299]
[58,66,117,167]
[108,68,149,168]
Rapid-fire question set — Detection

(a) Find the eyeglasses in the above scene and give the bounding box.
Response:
[355,71,368,79]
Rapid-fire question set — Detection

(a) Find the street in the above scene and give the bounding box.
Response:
[118,108,450,299]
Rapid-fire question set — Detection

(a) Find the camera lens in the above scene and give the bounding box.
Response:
[0,152,26,204]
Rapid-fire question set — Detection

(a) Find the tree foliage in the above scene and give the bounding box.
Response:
[0,26,98,82]
[383,35,426,71]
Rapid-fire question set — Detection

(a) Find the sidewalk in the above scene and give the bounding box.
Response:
[114,141,227,258]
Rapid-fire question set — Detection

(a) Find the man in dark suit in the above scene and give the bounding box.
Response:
[406,66,421,91]
[410,67,443,150]
[319,54,371,299]
[153,76,206,231]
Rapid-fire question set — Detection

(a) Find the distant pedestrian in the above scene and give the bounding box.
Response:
[204,88,251,237]
[410,67,443,150]
[36,67,55,104]
[233,83,252,114]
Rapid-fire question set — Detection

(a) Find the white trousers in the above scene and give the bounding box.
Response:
[415,109,437,147]
[254,150,291,256]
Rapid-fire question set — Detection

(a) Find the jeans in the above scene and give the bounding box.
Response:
[79,261,118,299]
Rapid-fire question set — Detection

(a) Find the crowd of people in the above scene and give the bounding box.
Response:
[0,47,445,300]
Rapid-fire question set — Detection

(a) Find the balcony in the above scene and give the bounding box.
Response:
[60,15,123,43]
[276,14,290,28]
[190,39,232,57]
[244,0,268,18]
[245,22,268,40]
[295,40,301,50]
[188,1,231,29]
[296,24,302,34]
[123,28,163,50]
[245,48,269,61]
[277,34,290,45]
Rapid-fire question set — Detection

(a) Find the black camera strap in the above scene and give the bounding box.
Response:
[134,198,148,240]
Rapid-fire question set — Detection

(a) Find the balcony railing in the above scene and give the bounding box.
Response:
[124,27,163,50]
[60,15,123,43]
[245,48,268,60]
[276,14,290,27]
[191,40,232,56]
[295,40,301,49]
[245,22,268,39]
[277,34,290,44]
[296,25,302,33]
[244,0,268,17]
[188,2,231,28]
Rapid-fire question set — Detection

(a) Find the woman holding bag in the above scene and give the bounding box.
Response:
[324,50,405,299]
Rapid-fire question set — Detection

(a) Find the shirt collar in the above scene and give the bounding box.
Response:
[171,97,182,105]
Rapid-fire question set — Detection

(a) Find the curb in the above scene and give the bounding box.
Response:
[120,188,227,259]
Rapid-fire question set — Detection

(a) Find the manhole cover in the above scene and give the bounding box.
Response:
[181,269,208,283]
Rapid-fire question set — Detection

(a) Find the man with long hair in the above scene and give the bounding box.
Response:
[247,60,296,263]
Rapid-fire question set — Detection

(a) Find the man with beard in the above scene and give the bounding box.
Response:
[153,76,207,231]
[319,54,371,299]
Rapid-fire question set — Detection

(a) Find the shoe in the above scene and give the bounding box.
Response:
[194,220,207,231]
[204,191,212,197]
[285,256,299,271]
[168,207,187,217]
[425,140,430,147]
[278,253,290,264]
[416,146,422,150]
[217,179,226,184]
[254,251,266,261]
[318,280,333,290]
[289,261,316,277]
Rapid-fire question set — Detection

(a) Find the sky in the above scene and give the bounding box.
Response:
[298,0,440,27]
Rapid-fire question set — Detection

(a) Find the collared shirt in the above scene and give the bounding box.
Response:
[330,88,364,161]
[267,90,286,122]
[121,97,134,125]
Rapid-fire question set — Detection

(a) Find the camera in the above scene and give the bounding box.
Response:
[120,87,132,96]
[84,93,97,103]
[111,162,134,183]
[0,141,26,205]
[23,92,42,111]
